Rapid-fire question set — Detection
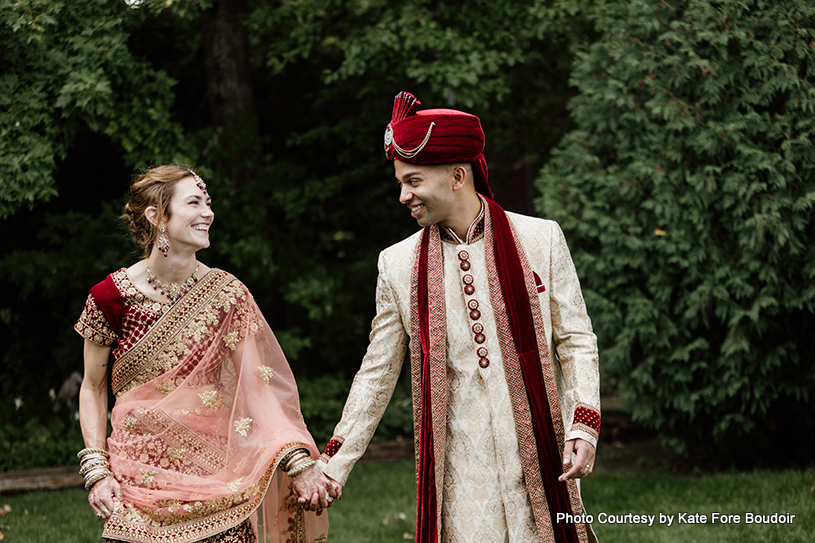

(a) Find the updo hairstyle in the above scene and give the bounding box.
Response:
[122,165,199,257]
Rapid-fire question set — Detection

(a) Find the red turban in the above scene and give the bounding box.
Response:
[384,92,493,199]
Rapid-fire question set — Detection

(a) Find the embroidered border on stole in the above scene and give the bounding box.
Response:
[484,206,592,543]
[134,409,228,474]
[409,225,447,541]
[111,271,235,396]
[513,220,592,543]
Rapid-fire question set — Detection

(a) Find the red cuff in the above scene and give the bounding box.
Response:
[320,437,344,462]
[571,404,601,441]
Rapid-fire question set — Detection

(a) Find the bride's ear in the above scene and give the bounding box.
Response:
[145,206,159,227]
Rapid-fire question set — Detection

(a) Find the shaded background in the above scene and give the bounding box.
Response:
[1,0,813,470]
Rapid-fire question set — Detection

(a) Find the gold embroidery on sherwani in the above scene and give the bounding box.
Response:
[320,212,598,543]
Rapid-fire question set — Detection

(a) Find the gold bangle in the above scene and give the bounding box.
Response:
[78,448,109,459]
[79,454,110,466]
[283,452,311,472]
[85,470,113,490]
[279,447,310,469]
[80,459,110,475]
[287,459,316,478]
[83,467,112,482]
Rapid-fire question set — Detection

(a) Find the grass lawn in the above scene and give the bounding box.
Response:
[0,460,812,542]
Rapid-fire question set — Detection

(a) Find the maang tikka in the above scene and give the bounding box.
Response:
[157,225,169,257]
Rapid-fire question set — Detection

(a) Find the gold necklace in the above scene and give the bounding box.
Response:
[146,264,199,303]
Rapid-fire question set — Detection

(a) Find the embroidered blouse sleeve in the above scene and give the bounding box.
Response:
[75,293,118,347]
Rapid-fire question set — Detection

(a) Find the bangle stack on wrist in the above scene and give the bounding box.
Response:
[78,447,114,490]
[286,458,317,478]
[279,447,316,478]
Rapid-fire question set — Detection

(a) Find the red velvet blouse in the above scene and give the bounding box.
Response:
[75,269,170,359]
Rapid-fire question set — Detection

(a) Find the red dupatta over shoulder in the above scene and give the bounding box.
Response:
[411,201,593,543]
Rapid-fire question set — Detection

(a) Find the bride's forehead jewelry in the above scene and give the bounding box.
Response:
[188,169,207,194]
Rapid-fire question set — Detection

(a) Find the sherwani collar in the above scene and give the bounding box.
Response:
[439,196,486,245]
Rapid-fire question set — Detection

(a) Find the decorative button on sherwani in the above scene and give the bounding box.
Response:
[468,300,479,310]
[472,323,484,334]
[464,285,475,295]
[478,357,490,368]
[462,274,474,285]
[460,261,471,271]
[477,347,488,358]
[474,333,486,344]
[458,250,470,261]
[469,310,481,320]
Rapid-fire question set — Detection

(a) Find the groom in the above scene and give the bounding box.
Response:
[319,92,601,543]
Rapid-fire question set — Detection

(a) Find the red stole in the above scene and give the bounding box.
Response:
[412,199,581,543]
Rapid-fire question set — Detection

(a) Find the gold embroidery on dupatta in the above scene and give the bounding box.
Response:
[133,408,228,474]
[258,365,274,383]
[140,468,158,487]
[102,272,313,543]
[106,469,273,531]
[199,390,221,410]
[122,415,139,434]
[223,331,240,350]
[234,418,253,437]
[226,477,244,492]
[110,271,235,397]
[167,448,187,467]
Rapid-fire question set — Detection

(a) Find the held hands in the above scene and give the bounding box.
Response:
[558,438,596,481]
[290,465,343,513]
[88,476,122,520]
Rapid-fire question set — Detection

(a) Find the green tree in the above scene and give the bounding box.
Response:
[536,0,815,461]
[0,0,192,218]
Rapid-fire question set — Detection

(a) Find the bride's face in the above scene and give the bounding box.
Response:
[162,177,214,253]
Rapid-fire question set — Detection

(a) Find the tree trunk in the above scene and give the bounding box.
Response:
[200,0,257,187]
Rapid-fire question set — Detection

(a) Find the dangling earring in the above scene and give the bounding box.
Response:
[157,225,169,257]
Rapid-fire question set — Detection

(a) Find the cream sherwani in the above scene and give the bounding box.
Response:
[320,209,600,543]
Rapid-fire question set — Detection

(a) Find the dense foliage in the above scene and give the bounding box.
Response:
[536,0,815,461]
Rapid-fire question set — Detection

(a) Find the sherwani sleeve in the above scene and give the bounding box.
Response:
[548,223,601,448]
[318,252,409,486]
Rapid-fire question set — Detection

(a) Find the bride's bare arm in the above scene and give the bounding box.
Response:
[79,339,121,519]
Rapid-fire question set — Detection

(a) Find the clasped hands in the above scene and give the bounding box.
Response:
[290,464,343,512]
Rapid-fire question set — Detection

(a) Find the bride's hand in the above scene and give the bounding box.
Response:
[290,465,338,512]
[89,476,121,520]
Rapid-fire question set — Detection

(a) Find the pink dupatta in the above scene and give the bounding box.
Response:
[102,270,327,543]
